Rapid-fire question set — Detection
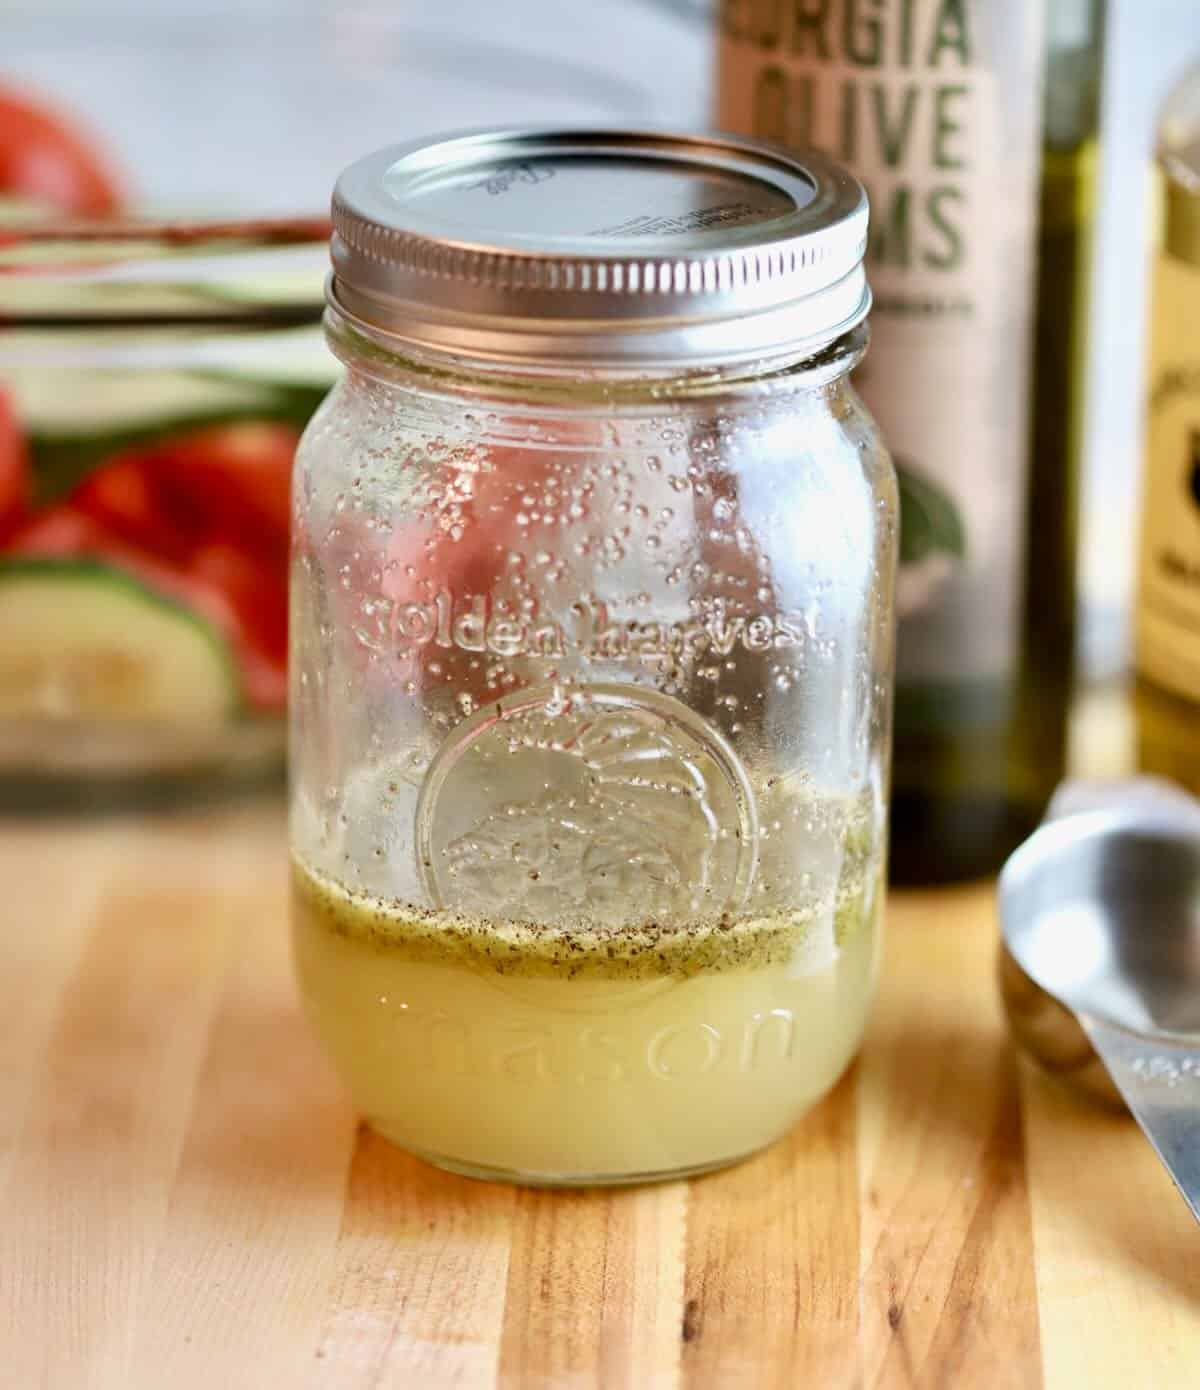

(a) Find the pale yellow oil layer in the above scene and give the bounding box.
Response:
[291,856,881,1181]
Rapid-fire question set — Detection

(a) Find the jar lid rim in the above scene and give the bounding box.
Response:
[329,126,870,367]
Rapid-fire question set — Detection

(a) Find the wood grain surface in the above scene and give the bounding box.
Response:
[2,798,1197,1389]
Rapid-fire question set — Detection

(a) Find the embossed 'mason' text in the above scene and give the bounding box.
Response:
[378,1003,799,1084]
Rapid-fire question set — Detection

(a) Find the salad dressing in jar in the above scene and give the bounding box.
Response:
[290,129,897,1185]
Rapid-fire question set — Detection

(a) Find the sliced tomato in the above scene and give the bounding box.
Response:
[0,86,123,214]
[0,389,31,540]
[7,504,286,711]
[62,420,297,708]
[152,422,298,557]
[187,541,287,709]
[72,420,298,561]
[8,503,222,608]
[4,502,102,557]
[71,452,192,564]
[0,86,123,217]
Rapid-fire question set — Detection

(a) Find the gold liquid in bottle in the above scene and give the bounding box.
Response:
[1136,61,1200,796]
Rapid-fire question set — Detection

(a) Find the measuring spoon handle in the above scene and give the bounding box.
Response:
[1082,1017,1200,1226]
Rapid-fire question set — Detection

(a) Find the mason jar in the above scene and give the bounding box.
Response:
[290,129,896,1185]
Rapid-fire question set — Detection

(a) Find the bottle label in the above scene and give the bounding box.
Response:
[717,0,1047,710]
[1138,249,1200,701]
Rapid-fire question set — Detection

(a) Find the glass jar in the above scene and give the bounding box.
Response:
[290,129,897,1185]
[0,222,334,805]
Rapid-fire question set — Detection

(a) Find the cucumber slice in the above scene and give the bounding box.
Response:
[18,373,326,505]
[5,325,335,430]
[0,235,325,316]
[0,559,241,722]
[11,364,284,435]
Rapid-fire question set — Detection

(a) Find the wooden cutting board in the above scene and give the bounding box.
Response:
[2,797,1197,1389]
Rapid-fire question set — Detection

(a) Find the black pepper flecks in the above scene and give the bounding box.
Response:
[290,847,878,982]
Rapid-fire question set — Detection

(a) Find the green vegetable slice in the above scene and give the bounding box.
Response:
[0,558,241,721]
[19,372,326,504]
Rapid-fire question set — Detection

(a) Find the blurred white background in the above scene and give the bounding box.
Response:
[1,0,1197,680]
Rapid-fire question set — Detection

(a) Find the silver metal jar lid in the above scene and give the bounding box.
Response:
[329,127,869,370]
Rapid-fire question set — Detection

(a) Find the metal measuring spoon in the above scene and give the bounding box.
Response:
[999,792,1200,1224]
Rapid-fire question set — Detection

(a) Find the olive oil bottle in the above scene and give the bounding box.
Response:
[1136,61,1200,796]
[717,1,1105,881]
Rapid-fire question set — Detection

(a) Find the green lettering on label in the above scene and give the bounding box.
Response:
[872,84,920,168]
[844,0,885,67]
[757,0,783,49]
[928,0,971,67]
[898,0,916,66]
[840,75,859,163]
[870,184,912,269]
[722,0,980,281]
[791,0,832,58]
[933,84,968,169]
[925,187,965,269]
